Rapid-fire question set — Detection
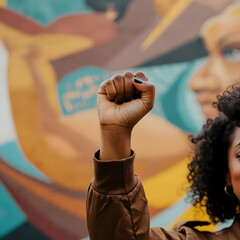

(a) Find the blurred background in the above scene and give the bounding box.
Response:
[0,0,240,239]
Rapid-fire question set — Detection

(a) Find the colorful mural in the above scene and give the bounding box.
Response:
[0,0,239,239]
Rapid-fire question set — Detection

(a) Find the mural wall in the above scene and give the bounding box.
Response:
[0,0,240,239]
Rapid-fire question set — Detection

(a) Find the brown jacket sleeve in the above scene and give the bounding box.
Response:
[86,150,218,240]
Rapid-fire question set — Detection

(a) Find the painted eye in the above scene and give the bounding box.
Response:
[222,47,240,62]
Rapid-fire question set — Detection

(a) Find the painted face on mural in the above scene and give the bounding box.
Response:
[189,4,240,118]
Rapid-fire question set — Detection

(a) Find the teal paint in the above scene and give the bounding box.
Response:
[134,61,191,118]
[7,0,92,24]
[0,141,50,182]
[179,58,205,132]
[161,58,205,133]
[0,181,26,238]
[58,66,106,115]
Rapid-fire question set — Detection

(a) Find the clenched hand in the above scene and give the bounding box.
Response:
[97,72,155,160]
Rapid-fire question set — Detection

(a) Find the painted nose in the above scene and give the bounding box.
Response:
[189,59,218,92]
[189,74,219,93]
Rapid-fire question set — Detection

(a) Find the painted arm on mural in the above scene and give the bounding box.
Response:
[22,46,98,159]
[1,41,97,162]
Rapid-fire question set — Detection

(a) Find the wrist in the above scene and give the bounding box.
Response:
[100,125,132,160]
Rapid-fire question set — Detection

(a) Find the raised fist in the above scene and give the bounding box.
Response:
[97,72,155,130]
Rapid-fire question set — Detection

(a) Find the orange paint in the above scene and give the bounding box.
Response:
[0,161,86,218]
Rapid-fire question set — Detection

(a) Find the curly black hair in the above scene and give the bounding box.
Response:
[187,85,240,224]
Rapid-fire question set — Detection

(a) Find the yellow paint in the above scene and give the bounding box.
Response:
[0,22,93,114]
[37,58,62,115]
[140,0,192,50]
[230,6,240,16]
[143,157,189,208]
[10,89,94,190]
[8,53,61,114]
[0,0,6,7]
[0,22,97,190]
[205,21,220,37]
[143,155,217,232]
[8,53,34,90]
[223,2,240,16]
[0,23,93,60]
[154,0,180,16]
[168,205,217,232]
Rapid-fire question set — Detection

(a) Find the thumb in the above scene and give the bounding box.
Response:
[133,78,155,110]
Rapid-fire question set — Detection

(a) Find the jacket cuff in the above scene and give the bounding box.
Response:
[92,150,137,195]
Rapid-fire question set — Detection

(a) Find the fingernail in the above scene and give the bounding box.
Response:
[134,78,143,84]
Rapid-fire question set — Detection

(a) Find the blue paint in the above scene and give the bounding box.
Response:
[0,141,50,182]
[175,58,205,133]
[58,66,107,115]
[7,0,93,24]
[0,180,26,238]
[150,197,190,229]
[161,58,205,133]
[217,218,233,231]
[134,62,191,118]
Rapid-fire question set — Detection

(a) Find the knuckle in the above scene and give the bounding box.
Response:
[112,74,122,81]
[135,71,145,78]
[105,80,112,87]
[124,72,134,78]
[101,79,111,87]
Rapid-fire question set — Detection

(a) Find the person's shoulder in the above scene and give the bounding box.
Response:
[172,220,221,240]
[151,220,219,240]
[172,220,211,231]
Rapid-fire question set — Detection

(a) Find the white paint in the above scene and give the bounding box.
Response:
[0,41,50,181]
[0,41,16,145]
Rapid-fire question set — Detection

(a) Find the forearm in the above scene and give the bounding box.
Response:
[87,177,150,240]
[100,125,132,160]
[26,60,46,94]
[87,149,150,240]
